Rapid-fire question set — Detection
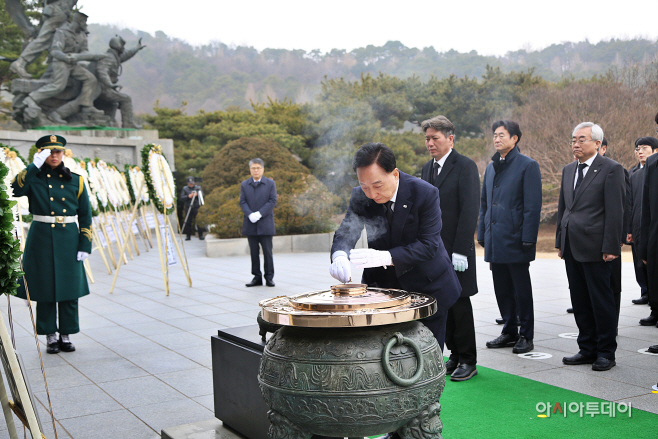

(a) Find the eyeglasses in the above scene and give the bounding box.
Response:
[635,145,652,152]
[571,139,596,146]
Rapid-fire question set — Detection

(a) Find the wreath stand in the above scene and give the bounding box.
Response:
[109,147,191,295]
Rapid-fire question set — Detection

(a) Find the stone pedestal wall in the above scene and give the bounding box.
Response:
[205,230,368,257]
[0,129,175,170]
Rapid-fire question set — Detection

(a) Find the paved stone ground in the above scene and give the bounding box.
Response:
[0,238,656,438]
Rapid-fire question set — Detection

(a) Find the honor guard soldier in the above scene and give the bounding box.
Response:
[12,135,93,354]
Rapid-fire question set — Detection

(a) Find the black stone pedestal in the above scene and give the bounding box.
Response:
[211,325,269,439]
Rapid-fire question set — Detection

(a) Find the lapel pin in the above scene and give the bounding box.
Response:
[403,205,407,208]
[594,170,597,173]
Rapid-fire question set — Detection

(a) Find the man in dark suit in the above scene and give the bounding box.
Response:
[240,158,277,287]
[557,122,625,371]
[420,116,480,382]
[478,120,542,355]
[639,138,658,330]
[330,143,461,350]
[629,137,658,313]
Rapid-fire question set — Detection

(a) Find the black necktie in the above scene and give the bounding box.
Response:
[384,201,394,225]
[574,163,588,196]
[431,162,440,185]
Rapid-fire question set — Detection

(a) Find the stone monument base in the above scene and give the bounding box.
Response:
[0,129,175,170]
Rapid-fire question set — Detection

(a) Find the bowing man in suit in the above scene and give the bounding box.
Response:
[420,116,480,382]
[329,143,461,350]
[557,122,625,371]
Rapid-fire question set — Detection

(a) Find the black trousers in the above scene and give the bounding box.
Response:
[445,296,477,365]
[610,255,621,318]
[630,243,648,297]
[563,238,618,360]
[421,306,448,353]
[248,235,274,281]
[491,262,534,340]
[36,299,79,335]
[182,204,203,238]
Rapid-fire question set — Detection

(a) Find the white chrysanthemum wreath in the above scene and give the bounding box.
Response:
[142,144,175,214]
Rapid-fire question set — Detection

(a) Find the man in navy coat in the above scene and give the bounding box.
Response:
[478,120,542,354]
[240,158,277,287]
[330,143,461,350]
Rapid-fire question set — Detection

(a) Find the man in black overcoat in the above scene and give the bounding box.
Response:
[557,122,625,371]
[628,138,658,313]
[240,158,277,287]
[329,143,461,351]
[420,116,480,382]
[639,142,658,331]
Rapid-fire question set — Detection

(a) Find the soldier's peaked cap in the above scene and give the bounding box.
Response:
[36,134,67,151]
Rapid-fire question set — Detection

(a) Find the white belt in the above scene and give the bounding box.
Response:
[32,215,77,224]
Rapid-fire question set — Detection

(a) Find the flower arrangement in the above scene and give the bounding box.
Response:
[142,144,175,214]
[0,148,24,296]
[124,165,150,206]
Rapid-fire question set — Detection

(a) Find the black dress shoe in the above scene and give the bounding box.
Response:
[592,357,616,371]
[647,345,658,354]
[46,341,59,354]
[199,235,205,240]
[486,333,519,348]
[185,237,191,241]
[567,307,574,313]
[266,279,275,287]
[495,317,505,325]
[639,315,658,326]
[246,276,262,287]
[445,358,458,375]
[632,295,649,305]
[562,353,596,365]
[450,363,477,381]
[512,336,534,354]
[58,336,75,352]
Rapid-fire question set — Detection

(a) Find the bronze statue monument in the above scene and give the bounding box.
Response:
[6,0,145,128]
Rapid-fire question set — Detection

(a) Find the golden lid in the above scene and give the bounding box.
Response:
[259,285,437,327]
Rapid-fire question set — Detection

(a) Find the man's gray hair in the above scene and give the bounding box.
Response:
[573,122,604,142]
[249,158,265,167]
[421,115,455,140]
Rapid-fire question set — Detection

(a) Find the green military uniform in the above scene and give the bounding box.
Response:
[11,135,92,336]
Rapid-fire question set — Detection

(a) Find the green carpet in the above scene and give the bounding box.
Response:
[368,363,656,439]
[436,363,657,439]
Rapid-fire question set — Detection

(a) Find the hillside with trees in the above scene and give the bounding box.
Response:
[81,24,658,115]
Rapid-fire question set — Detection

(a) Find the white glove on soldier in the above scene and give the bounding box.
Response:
[248,211,262,223]
[329,251,351,283]
[350,248,392,269]
[452,253,468,272]
[77,251,90,261]
[33,149,51,168]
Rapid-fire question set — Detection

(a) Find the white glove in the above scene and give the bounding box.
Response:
[350,248,392,269]
[33,149,51,168]
[77,251,90,261]
[248,211,262,223]
[452,253,468,272]
[329,251,352,283]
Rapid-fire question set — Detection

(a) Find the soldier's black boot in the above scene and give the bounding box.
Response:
[58,334,75,352]
[46,334,59,354]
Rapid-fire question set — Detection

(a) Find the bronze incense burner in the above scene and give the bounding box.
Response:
[258,284,446,439]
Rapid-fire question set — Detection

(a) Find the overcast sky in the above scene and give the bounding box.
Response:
[83,0,658,56]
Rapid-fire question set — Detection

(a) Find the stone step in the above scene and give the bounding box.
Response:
[161,418,244,439]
